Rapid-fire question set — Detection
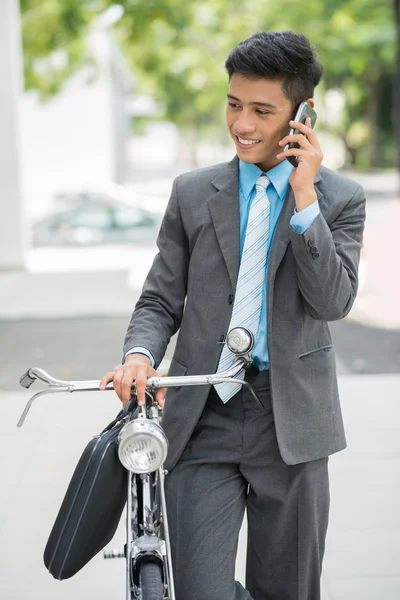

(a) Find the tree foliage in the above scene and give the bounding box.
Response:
[20,0,397,167]
[20,0,95,96]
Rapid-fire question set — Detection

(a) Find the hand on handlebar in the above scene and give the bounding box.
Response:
[99,354,165,408]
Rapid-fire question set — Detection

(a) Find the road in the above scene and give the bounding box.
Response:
[0,313,400,392]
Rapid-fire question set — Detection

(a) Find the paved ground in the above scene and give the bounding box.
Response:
[1,375,399,600]
[0,169,399,599]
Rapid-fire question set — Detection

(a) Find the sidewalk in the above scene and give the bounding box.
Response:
[0,244,157,320]
[348,198,400,329]
[1,374,399,600]
[0,170,398,329]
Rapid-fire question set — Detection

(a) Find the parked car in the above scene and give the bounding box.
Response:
[32,200,161,246]
[53,182,166,216]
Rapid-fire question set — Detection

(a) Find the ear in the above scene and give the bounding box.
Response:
[306,98,315,109]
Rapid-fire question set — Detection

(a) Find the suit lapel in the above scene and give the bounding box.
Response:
[207,157,241,291]
[268,170,323,283]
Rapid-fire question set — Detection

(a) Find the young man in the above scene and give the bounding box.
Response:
[101,31,366,599]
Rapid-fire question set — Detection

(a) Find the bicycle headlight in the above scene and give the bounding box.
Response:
[226,327,254,356]
[118,419,169,474]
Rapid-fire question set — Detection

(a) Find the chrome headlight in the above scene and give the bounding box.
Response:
[118,419,169,474]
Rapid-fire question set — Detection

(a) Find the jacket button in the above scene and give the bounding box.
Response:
[308,239,315,247]
[229,294,234,304]
[312,253,320,259]
[311,246,318,254]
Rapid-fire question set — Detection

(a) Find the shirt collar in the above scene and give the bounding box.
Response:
[239,159,294,201]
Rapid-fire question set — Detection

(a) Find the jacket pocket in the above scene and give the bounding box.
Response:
[298,344,333,359]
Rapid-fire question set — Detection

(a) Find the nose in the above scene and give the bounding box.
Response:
[234,110,256,135]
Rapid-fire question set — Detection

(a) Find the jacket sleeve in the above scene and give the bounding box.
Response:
[123,176,189,367]
[289,184,366,321]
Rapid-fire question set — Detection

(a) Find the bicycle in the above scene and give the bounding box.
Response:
[17,327,262,600]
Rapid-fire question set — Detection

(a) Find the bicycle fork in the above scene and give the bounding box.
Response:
[126,470,176,600]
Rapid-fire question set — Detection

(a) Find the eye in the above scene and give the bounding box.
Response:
[256,109,271,115]
[227,102,241,109]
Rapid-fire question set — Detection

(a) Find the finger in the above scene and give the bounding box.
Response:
[289,119,312,133]
[113,370,124,402]
[278,133,312,149]
[155,387,165,408]
[289,120,319,145]
[134,369,148,406]
[276,148,308,159]
[121,369,137,406]
[99,371,115,390]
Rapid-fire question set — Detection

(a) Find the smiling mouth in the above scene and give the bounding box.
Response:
[236,136,261,146]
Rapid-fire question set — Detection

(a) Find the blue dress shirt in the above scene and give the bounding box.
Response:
[125,160,320,368]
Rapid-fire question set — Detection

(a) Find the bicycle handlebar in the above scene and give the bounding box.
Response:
[20,359,247,390]
[17,358,259,428]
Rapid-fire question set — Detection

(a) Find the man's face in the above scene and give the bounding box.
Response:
[226,73,295,172]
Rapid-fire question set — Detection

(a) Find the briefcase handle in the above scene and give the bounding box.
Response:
[100,398,139,435]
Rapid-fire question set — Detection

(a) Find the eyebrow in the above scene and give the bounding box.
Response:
[227,94,278,110]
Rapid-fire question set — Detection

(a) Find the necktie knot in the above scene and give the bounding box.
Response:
[255,174,269,191]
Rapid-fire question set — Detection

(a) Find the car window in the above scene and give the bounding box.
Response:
[114,207,155,229]
[69,206,113,229]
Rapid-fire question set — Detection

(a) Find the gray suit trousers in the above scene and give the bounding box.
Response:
[165,371,330,600]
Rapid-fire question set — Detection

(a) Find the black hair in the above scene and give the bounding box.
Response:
[225,31,323,107]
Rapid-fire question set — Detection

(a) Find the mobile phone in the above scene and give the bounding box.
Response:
[284,102,317,168]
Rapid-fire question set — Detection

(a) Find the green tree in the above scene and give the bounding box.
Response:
[20,0,397,169]
[20,0,93,97]
[110,0,396,168]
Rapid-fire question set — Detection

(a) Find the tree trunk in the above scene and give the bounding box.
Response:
[394,0,400,177]
[342,136,357,168]
[368,78,381,168]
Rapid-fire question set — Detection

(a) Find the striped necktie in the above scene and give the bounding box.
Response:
[215,174,270,402]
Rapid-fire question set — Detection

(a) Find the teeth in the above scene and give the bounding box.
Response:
[238,137,260,145]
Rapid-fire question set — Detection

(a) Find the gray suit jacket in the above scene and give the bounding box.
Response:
[124,157,366,470]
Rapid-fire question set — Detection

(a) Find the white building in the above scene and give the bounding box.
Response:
[0,0,25,270]
[21,12,137,220]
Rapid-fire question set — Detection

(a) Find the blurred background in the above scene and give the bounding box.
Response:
[0,1,399,599]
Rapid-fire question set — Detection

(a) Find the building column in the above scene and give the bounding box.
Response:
[0,0,25,270]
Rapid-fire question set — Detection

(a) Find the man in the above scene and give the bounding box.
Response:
[100,31,366,600]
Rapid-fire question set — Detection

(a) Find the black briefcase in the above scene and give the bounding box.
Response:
[44,405,137,580]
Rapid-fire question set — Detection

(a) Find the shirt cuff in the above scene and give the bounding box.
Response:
[289,201,320,234]
[123,347,155,368]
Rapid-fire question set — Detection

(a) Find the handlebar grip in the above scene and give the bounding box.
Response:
[19,370,36,389]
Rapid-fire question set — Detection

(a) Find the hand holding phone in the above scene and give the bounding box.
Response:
[284,102,317,168]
